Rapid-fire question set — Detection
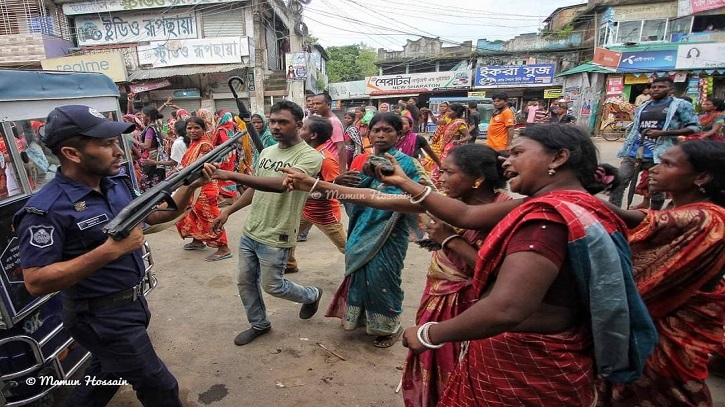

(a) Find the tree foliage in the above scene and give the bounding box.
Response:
[326,43,378,83]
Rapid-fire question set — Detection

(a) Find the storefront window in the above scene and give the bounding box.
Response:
[617,21,642,43]
[641,19,667,42]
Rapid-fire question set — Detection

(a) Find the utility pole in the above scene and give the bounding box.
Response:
[252,0,266,113]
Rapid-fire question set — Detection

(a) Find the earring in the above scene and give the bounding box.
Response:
[697,183,706,194]
[473,180,482,189]
[548,168,556,176]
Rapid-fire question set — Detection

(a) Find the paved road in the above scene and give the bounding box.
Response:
[51,137,722,406]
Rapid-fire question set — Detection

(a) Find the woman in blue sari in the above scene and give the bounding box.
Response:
[326,112,430,348]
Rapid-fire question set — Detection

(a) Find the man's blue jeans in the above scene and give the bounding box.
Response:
[237,234,318,330]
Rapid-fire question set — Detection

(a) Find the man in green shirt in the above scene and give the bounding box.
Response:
[212,101,323,346]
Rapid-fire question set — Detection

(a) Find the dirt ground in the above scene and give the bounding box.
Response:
[51,139,723,407]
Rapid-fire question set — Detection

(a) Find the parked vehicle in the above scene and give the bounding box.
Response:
[0,70,156,406]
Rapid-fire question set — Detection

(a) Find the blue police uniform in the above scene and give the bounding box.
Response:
[14,171,181,407]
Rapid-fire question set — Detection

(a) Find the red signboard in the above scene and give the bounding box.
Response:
[594,48,622,69]
[606,76,624,96]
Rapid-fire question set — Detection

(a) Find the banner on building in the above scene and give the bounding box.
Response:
[137,37,248,67]
[543,88,563,99]
[63,0,239,15]
[365,71,471,95]
[41,51,127,82]
[606,76,624,96]
[676,43,725,69]
[677,0,725,17]
[285,52,308,80]
[75,12,197,46]
[617,50,677,71]
[467,91,487,98]
[593,48,622,68]
[474,64,554,88]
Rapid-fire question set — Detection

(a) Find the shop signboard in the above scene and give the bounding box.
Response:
[41,51,127,82]
[543,88,563,99]
[63,0,240,15]
[365,70,471,95]
[677,0,725,17]
[617,50,677,71]
[137,37,248,68]
[676,43,725,69]
[593,48,622,68]
[624,74,651,84]
[75,11,197,46]
[474,64,554,88]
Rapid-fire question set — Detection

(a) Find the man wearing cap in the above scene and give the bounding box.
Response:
[13,105,214,406]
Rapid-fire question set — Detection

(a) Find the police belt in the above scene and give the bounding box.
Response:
[62,283,144,312]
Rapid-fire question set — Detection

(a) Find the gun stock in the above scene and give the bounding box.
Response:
[103,130,246,240]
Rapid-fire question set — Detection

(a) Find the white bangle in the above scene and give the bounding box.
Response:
[410,186,432,204]
[417,322,444,349]
[440,234,461,249]
[309,177,321,194]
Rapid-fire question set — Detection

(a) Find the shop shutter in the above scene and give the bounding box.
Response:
[202,5,245,38]
[265,23,279,70]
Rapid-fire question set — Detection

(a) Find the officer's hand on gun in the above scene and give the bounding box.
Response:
[104,225,145,258]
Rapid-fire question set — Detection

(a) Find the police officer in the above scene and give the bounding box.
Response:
[14,105,213,406]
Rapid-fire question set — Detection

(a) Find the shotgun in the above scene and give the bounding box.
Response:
[103,130,246,240]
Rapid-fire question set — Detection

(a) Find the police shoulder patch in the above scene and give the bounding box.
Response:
[28,225,55,248]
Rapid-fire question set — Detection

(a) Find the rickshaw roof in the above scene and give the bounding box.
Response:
[0,70,120,101]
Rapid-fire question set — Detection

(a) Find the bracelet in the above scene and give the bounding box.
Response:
[416,322,444,349]
[309,177,321,194]
[409,187,427,201]
[410,186,432,204]
[441,234,461,249]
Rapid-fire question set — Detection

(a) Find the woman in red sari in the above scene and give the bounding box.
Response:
[598,139,725,407]
[176,117,232,262]
[377,124,657,406]
[401,144,511,407]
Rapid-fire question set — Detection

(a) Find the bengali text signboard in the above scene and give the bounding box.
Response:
[137,37,249,67]
[63,0,240,15]
[75,11,197,46]
[474,64,555,88]
[365,71,471,95]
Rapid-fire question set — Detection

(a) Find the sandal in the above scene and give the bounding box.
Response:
[184,242,207,251]
[205,253,233,262]
[372,326,404,348]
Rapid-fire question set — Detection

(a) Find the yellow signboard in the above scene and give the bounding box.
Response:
[468,91,486,98]
[624,74,651,84]
[42,51,128,82]
[544,88,563,99]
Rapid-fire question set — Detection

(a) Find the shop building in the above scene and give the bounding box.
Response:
[559,0,724,132]
[0,0,323,113]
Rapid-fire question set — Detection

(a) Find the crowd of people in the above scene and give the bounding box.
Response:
[12,78,724,407]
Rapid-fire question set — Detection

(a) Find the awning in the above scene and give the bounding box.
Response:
[556,62,616,77]
[368,93,418,100]
[129,64,246,81]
